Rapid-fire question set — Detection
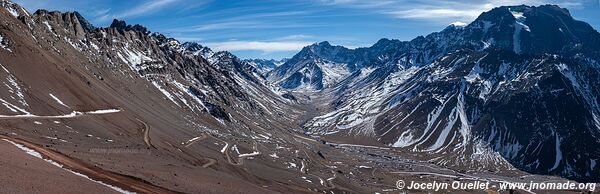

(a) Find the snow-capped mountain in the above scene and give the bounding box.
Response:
[243,58,287,75]
[181,42,217,63]
[267,41,360,91]
[303,5,600,182]
[272,5,599,93]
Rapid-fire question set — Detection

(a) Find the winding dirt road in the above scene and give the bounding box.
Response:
[166,134,218,168]
[183,134,217,168]
[204,134,239,166]
[325,171,337,189]
[183,134,208,148]
[136,118,155,149]
[201,158,217,168]
[307,171,337,190]
[0,135,177,194]
[207,134,260,166]
[231,141,260,166]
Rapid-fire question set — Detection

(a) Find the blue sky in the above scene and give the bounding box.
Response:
[12,0,600,59]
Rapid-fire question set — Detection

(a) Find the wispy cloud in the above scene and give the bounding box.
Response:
[95,0,187,22]
[321,0,586,23]
[386,8,482,20]
[319,0,396,8]
[204,41,311,52]
[185,21,259,32]
[165,21,322,33]
[172,36,204,42]
[276,34,315,40]
[93,8,111,17]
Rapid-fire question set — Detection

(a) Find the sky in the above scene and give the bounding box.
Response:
[12,0,600,59]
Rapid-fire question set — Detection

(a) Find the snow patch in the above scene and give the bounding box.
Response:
[1,64,28,109]
[0,109,121,118]
[288,162,297,168]
[0,98,30,115]
[49,93,70,108]
[392,131,414,147]
[510,10,530,54]
[549,133,562,172]
[42,21,53,32]
[449,21,467,28]
[220,142,229,153]
[151,81,179,106]
[5,6,19,17]
[0,34,10,51]
[319,61,351,88]
[118,46,154,72]
[86,109,121,114]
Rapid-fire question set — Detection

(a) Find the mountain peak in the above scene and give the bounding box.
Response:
[473,4,575,26]
[182,42,215,60]
[317,41,330,46]
[110,19,150,34]
[295,41,352,61]
[375,38,391,44]
[371,38,403,50]
[307,41,332,48]
[182,42,205,51]
[442,21,468,32]
[1,0,27,17]
[466,4,599,55]
[449,21,468,28]
[72,11,95,33]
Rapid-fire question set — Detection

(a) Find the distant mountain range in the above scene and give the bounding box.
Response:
[243,58,288,75]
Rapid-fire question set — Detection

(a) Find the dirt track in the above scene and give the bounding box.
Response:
[0,135,178,194]
[136,118,155,149]
[183,134,208,147]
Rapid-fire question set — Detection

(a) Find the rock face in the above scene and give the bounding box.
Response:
[302,5,600,181]
[19,10,290,126]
